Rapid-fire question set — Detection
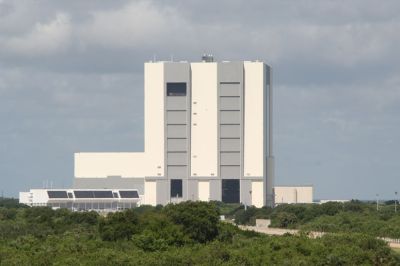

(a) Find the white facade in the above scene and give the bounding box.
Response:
[198,181,210,201]
[274,186,314,204]
[190,63,218,177]
[19,189,141,210]
[73,58,274,207]
[243,62,265,177]
[75,153,147,178]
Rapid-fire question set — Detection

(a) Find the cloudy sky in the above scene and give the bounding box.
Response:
[1,0,399,200]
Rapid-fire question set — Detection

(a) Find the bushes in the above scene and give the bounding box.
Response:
[226,200,400,239]
[99,209,139,241]
[67,210,99,225]
[98,201,220,244]
[0,199,400,265]
[133,212,189,250]
[164,201,220,243]
[271,212,298,228]
[0,208,17,220]
[0,198,25,208]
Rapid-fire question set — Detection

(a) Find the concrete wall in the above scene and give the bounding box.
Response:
[73,176,144,194]
[74,153,147,178]
[243,62,264,177]
[19,192,31,205]
[144,181,156,205]
[274,186,313,204]
[251,181,264,207]
[198,181,210,201]
[144,63,165,177]
[190,63,218,177]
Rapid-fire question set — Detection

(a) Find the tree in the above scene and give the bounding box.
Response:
[99,209,139,241]
[164,201,220,243]
[273,212,298,228]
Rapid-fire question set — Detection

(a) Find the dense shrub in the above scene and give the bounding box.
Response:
[164,201,220,243]
[271,211,298,228]
[1,199,400,265]
[0,208,17,220]
[99,209,139,241]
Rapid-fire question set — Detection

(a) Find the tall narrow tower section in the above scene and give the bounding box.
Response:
[143,59,274,207]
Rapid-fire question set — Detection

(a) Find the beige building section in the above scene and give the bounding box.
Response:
[144,181,157,205]
[190,63,218,176]
[74,63,165,179]
[274,186,313,204]
[198,181,210,201]
[74,153,147,178]
[251,181,263,208]
[243,62,264,177]
[144,62,165,177]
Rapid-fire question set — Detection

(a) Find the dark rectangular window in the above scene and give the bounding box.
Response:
[74,191,94,198]
[119,190,139,198]
[171,179,183,198]
[222,179,240,203]
[47,191,68,198]
[67,192,73,198]
[93,191,113,198]
[167,83,186,96]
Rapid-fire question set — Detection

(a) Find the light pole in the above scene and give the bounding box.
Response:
[376,194,379,211]
[249,190,252,207]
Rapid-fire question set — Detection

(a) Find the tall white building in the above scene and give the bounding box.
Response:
[74,57,274,207]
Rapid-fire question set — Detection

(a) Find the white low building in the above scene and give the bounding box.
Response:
[274,186,313,204]
[19,189,142,211]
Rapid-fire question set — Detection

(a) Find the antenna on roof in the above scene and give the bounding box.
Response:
[201,53,214,62]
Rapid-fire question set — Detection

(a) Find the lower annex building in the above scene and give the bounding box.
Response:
[21,56,277,208]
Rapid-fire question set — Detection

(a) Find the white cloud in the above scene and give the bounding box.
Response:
[79,1,187,49]
[1,13,71,56]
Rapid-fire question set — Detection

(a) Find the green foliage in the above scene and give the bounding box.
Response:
[233,206,258,225]
[132,212,189,251]
[223,200,400,239]
[272,211,298,228]
[99,209,139,241]
[66,210,99,225]
[1,198,400,265]
[0,198,25,208]
[164,201,220,243]
[0,208,17,220]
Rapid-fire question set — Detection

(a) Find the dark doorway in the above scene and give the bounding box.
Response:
[171,179,183,198]
[222,179,240,203]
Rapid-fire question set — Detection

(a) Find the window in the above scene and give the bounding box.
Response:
[222,179,240,203]
[93,191,113,198]
[119,190,139,198]
[47,191,68,198]
[171,179,183,198]
[167,83,186,96]
[74,191,94,198]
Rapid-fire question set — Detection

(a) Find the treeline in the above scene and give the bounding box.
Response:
[0,199,400,265]
[226,200,400,238]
